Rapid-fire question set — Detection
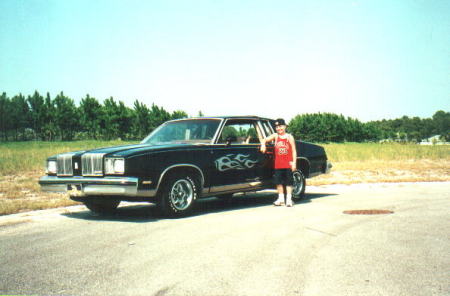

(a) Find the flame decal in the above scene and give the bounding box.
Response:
[215,154,259,172]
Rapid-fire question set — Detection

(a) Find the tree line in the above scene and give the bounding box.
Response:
[0,91,187,141]
[288,111,449,143]
[0,91,448,143]
[369,111,449,142]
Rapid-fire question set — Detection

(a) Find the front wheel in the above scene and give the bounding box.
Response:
[292,170,306,201]
[158,174,199,217]
[83,199,120,215]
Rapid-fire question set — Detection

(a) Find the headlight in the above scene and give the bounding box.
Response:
[46,160,57,174]
[105,158,125,175]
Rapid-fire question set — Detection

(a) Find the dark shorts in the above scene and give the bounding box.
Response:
[273,169,293,186]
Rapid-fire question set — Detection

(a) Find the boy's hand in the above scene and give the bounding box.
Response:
[260,144,266,153]
[290,161,297,172]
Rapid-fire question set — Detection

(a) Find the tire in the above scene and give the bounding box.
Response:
[83,199,120,215]
[158,173,199,217]
[292,170,306,201]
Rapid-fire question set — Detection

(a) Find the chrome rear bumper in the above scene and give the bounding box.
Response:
[39,176,155,197]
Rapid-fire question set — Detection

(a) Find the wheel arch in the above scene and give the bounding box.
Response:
[156,164,205,195]
[297,157,311,178]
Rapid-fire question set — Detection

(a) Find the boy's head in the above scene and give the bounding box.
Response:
[274,118,287,126]
[274,118,287,134]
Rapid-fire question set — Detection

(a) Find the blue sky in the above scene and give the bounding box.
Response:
[0,0,448,122]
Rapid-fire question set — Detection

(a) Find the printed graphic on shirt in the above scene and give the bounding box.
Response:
[215,154,258,172]
[276,140,289,155]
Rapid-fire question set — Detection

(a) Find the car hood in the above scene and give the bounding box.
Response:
[72,143,209,158]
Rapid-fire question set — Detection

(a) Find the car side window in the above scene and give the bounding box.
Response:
[218,120,262,144]
[261,120,275,138]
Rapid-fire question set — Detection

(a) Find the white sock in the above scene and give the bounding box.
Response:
[278,194,284,201]
[286,194,292,202]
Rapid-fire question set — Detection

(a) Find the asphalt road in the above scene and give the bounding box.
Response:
[1,182,449,296]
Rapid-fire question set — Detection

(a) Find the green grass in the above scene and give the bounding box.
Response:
[322,143,450,162]
[0,140,137,175]
[0,141,449,176]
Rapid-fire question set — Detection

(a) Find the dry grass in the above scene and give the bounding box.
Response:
[309,159,450,186]
[0,171,78,215]
[0,141,449,215]
[309,143,450,185]
[0,141,136,215]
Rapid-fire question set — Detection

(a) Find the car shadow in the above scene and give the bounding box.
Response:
[192,191,336,217]
[62,203,162,223]
[62,191,337,223]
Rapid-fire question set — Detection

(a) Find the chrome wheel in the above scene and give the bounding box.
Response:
[159,174,199,217]
[292,170,306,200]
[169,179,194,211]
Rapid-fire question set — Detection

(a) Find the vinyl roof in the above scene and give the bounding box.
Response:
[178,115,274,121]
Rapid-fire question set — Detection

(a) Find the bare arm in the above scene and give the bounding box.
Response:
[260,133,277,153]
[289,134,297,171]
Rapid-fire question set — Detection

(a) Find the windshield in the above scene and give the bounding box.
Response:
[141,119,221,145]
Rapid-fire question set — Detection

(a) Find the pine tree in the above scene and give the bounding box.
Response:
[54,92,79,140]
[27,91,45,140]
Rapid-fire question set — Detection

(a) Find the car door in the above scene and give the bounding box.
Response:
[208,119,266,194]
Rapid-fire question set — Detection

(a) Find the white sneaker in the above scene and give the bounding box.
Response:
[286,200,293,207]
[273,199,285,206]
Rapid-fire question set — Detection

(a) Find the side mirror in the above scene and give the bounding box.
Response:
[225,136,237,145]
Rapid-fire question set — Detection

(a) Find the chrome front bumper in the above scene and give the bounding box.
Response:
[39,176,156,197]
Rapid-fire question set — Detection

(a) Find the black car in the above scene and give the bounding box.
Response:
[39,116,331,216]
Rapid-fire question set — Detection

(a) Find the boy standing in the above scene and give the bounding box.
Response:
[260,118,297,207]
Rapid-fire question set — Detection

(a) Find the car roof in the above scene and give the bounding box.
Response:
[170,116,274,122]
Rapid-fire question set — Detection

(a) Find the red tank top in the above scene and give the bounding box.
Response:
[274,135,293,169]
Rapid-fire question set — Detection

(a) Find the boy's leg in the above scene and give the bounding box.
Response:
[277,184,284,194]
[286,186,292,195]
[273,170,285,206]
[285,186,293,207]
[274,184,285,206]
[285,170,294,207]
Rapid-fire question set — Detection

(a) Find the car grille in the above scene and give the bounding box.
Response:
[57,153,75,176]
[82,153,105,176]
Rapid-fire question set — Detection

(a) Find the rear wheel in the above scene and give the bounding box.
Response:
[292,170,306,201]
[158,173,199,217]
[83,199,120,215]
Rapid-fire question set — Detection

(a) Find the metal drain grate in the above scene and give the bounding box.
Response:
[343,209,394,215]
